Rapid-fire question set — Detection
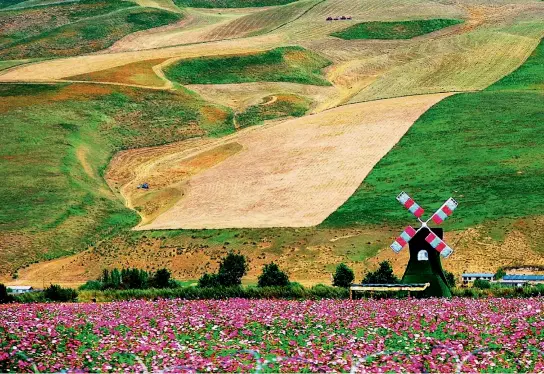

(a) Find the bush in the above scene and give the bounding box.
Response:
[444,271,456,288]
[198,273,220,288]
[79,280,103,290]
[333,263,354,288]
[258,263,290,287]
[0,284,13,304]
[217,252,248,287]
[363,261,399,284]
[44,285,78,302]
[152,268,172,288]
[198,252,248,288]
[473,279,491,289]
[495,267,506,280]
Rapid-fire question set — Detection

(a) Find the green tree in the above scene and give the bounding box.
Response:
[495,267,506,280]
[198,273,220,288]
[363,261,399,284]
[217,252,248,287]
[444,270,456,288]
[101,269,110,285]
[473,279,491,289]
[152,268,172,288]
[110,268,121,289]
[333,263,355,288]
[258,263,290,287]
[0,284,13,304]
[44,284,78,302]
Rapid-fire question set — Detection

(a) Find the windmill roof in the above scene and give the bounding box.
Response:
[502,274,544,281]
[462,273,494,277]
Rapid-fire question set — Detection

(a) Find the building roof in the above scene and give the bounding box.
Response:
[6,286,33,290]
[462,273,494,277]
[502,274,544,281]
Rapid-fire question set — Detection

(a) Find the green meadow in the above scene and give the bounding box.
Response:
[331,19,463,40]
[0,5,182,59]
[236,94,310,128]
[0,83,233,271]
[323,39,544,230]
[164,46,332,86]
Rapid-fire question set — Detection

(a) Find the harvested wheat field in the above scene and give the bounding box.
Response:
[119,93,452,229]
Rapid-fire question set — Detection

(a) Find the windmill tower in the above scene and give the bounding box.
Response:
[391,192,458,297]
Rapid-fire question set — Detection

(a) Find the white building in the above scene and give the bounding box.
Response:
[6,286,33,294]
[461,273,494,285]
[499,275,544,287]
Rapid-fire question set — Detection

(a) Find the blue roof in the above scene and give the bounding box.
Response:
[462,273,494,277]
[503,274,544,281]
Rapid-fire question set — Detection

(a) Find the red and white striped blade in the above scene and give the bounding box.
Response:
[431,197,458,225]
[425,232,453,258]
[390,226,417,253]
[396,191,425,219]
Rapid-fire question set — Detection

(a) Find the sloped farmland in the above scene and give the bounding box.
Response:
[129,93,451,230]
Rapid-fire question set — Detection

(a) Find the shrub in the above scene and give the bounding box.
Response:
[198,273,220,288]
[495,268,506,280]
[0,284,13,304]
[44,285,78,302]
[258,263,290,287]
[333,263,354,288]
[216,252,248,287]
[444,271,456,288]
[473,279,491,289]
[152,268,172,288]
[363,261,399,284]
[79,280,103,290]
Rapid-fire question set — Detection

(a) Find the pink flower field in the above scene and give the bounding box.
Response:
[1,298,544,372]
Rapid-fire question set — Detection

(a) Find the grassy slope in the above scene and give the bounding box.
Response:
[331,19,463,40]
[164,46,331,86]
[0,0,134,47]
[236,94,310,128]
[0,0,28,9]
[0,83,233,272]
[0,5,183,59]
[172,0,299,8]
[487,40,543,92]
[323,39,544,230]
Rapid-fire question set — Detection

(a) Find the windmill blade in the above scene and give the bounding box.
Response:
[390,226,417,253]
[396,191,424,218]
[425,232,453,258]
[430,197,458,225]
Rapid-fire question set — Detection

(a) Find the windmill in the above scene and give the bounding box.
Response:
[391,192,458,297]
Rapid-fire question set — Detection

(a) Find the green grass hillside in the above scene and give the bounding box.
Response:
[487,41,543,91]
[0,5,182,59]
[0,83,233,273]
[173,0,299,8]
[0,0,134,47]
[164,46,331,86]
[236,94,310,128]
[323,39,544,230]
[331,19,463,40]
